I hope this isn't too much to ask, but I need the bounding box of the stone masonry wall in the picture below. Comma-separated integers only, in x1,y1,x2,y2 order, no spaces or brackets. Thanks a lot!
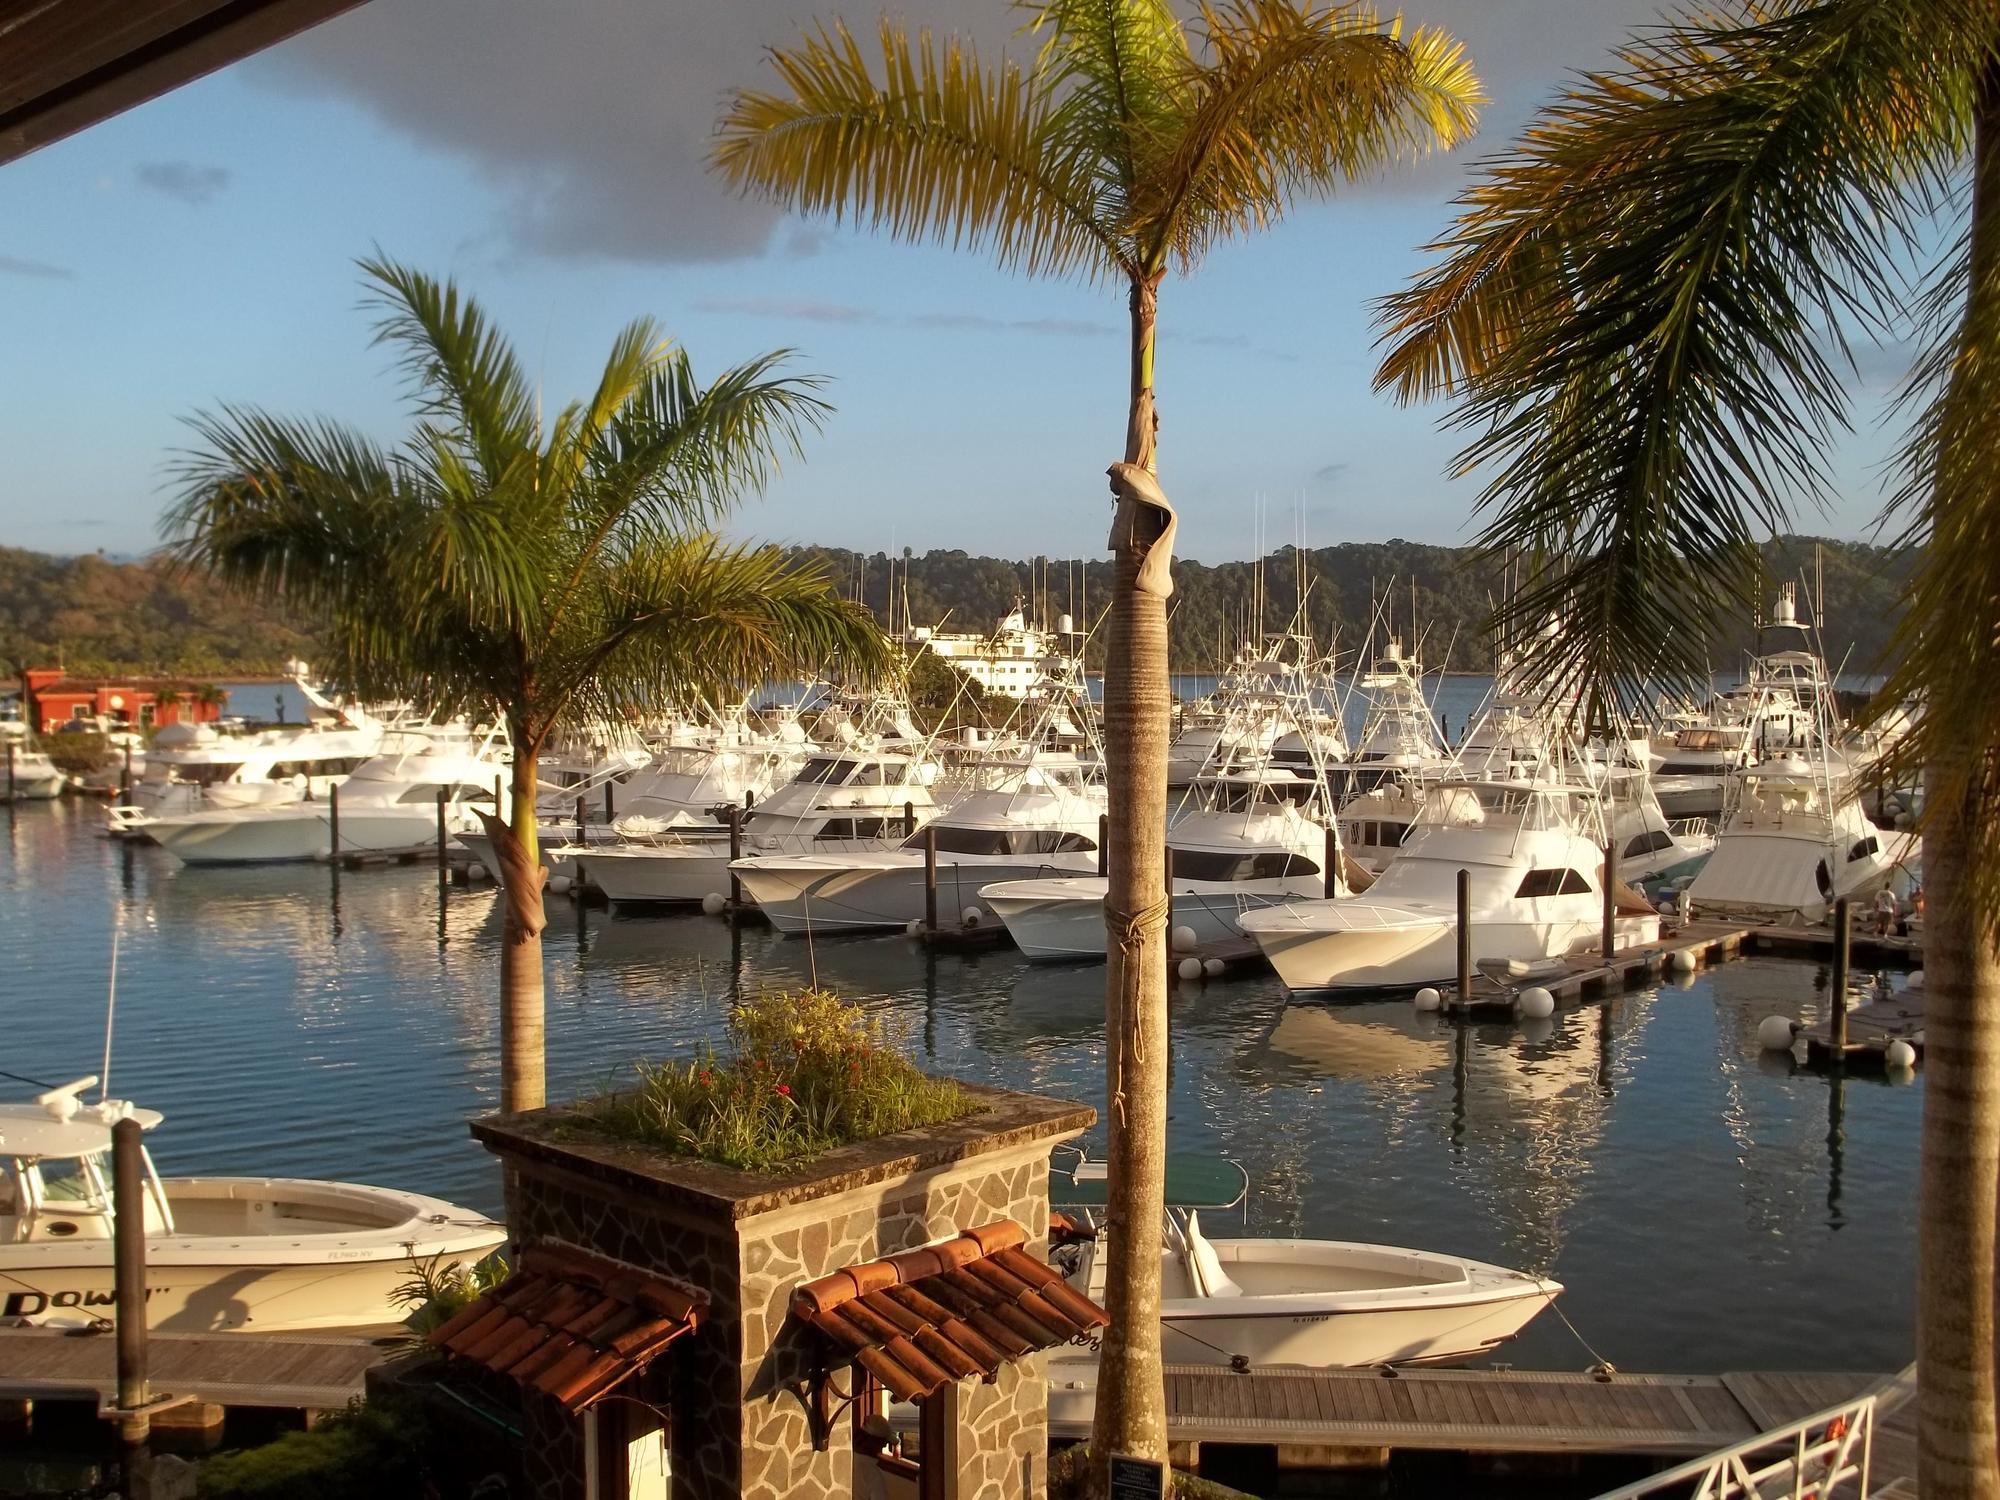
499,1121,1080,1500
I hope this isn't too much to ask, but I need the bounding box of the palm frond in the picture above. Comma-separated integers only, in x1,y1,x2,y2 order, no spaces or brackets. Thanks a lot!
540,317,675,511
358,255,539,488
1026,0,1190,197
1143,1,1481,273
712,17,1127,279
1371,0,1978,714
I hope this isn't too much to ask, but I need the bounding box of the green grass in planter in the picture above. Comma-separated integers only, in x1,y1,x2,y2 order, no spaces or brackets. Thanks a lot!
575,990,976,1171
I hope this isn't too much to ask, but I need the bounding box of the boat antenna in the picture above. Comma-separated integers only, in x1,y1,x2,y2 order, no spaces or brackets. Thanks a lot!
100,910,122,1102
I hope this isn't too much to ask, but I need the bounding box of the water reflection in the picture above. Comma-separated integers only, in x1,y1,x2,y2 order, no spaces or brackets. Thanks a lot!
0,807,1920,1375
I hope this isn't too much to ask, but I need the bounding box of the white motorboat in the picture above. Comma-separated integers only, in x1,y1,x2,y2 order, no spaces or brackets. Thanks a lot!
1685,755,1919,925
145,725,507,866
2,745,68,800
732,748,1105,933
1046,1153,1560,1372
0,1078,504,1333
1240,778,1659,993
579,742,943,908
985,764,1338,961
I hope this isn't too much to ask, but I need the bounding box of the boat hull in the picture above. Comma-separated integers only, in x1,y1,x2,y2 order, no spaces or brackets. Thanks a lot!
986,877,1295,962
150,807,452,865
1242,908,1606,993
735,853,1098,934
579,846,731,906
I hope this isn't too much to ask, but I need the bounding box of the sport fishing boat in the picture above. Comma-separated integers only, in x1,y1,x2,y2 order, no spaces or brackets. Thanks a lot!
1240,777,1659,993
0,1077,504,1333
983,763,1339,962
731,747,1104,933
1045,1152,1560,1372
143,724,507,865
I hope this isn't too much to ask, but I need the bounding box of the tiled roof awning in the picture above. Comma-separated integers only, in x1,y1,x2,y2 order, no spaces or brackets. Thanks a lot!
792,1220,1107,1404
429,1242,705,1413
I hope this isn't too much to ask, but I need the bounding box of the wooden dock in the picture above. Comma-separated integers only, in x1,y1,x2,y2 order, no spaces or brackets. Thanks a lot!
1799,987,1927,1068
0,1327,402,1412
1437,921,1756,1018
1045,1363,1901,1467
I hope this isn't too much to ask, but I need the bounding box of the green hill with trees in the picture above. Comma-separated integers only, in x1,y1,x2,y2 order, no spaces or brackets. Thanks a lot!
0,536,1914,681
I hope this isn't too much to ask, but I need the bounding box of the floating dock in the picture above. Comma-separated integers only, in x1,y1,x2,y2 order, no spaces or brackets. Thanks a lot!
1799,988,1927,1068
0,1327,402,1413
1046,1362,1915,1485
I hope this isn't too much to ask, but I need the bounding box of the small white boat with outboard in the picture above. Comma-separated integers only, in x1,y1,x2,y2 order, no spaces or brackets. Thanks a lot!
1045,1152,1560,1373
0,1077,505,1332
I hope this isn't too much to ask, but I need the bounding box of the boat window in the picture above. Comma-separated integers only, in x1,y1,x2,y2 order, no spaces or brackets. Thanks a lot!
1623,829,1676,859
1516,868,1592,898
851,763,885,786
1847,836,1880,863
1171,849,1320,881
817,817,888,839
906,827,1096,856
796,757,857,785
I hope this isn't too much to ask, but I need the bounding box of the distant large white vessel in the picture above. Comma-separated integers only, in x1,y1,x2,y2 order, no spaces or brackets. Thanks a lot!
902,601,1074,700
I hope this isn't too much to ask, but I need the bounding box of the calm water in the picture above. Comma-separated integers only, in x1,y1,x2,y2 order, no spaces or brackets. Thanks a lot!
0,796,1918,1380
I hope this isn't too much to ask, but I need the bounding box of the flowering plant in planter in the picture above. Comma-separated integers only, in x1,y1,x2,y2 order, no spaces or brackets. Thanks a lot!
576,989,974,1171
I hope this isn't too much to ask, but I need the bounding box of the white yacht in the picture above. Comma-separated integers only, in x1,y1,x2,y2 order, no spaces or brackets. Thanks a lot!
731,744,1105,933
985,763,1338,962
1,732,68,800
121,688,384,817
1240,778,1659,993
1685,755,1919,924
0,1077,504,1333
579,742,944,909
1326,637,1452,805
901,601,1077,702
143,724,507,865
1046,1153,1560,1373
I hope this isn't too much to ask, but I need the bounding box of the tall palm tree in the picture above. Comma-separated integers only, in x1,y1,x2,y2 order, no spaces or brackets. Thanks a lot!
1374,5,2000,1491
167,257,885,1118
711,1,1479,1473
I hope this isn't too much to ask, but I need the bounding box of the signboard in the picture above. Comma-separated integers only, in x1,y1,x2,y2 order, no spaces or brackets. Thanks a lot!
1108,1452,1168,1500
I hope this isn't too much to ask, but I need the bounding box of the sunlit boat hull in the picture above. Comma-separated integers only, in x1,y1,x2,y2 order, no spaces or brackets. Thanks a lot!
984,875,1296,962
733,852,1098,934
149,807,452,864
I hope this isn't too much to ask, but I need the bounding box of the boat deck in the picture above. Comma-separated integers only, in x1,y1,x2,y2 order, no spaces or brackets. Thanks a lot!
0,1326,403,1411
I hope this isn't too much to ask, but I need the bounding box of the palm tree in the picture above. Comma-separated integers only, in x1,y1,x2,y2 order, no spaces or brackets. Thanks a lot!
192,684,228,720
151,686,182,727
167,257,886,1118
1374,4,2000,1490
712,1,1480,1472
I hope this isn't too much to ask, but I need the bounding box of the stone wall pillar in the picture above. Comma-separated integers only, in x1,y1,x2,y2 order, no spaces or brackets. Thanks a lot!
471,1085,1093,1500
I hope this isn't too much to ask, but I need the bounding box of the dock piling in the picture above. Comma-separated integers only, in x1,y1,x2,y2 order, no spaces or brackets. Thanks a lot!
121,742,133,801
575,795,586,845
327,785,340,858
1830,897,1851,1055
1602,839,1618,962
603,780,614,821
111,1118,149,1440
1324,824,1338,899
6,743,14,803
1456,869,1472,1007
436,790,448,887
728,805,743,908
924,826,939,932
1097,814,1107,877
905,799,915,839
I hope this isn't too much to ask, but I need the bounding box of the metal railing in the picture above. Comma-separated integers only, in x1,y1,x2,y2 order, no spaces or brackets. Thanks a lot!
1589,1392,1876,1500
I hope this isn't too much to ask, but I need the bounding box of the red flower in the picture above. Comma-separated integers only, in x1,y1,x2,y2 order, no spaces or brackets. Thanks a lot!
775,1083,792,1096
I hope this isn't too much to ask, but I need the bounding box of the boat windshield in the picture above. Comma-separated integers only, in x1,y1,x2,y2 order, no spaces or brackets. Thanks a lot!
900,826,1096,856
795,757,857,786
1674,728,1746,752
1170,849,1319,882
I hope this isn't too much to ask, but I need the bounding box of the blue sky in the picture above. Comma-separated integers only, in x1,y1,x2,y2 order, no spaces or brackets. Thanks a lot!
0,0,1916,564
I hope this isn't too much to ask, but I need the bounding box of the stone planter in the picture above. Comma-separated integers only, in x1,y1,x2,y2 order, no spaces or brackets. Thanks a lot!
468,1081,1095,1500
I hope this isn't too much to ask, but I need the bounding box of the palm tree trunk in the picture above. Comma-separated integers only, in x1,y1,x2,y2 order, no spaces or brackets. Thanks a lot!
1918,63,2000,1499
1091,271,1172,1484
497,729,547,1115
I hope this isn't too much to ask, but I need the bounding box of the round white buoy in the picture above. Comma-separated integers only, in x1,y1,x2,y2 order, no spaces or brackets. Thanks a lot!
311,848,331,864
961,906,983,928
1518,986,1556,1019
1670,948,1697,975
1203,957,1225,978
549,874,574,896
1657,900,1676,916
1886,1039,1917,1070
1906,969,1926,990
1178,956,1203,981
905,917,924,938
467,861,489,882
1757,1015,1798,1051
1413,987,1442,1012
701,892,727,916
1171,925,1199,954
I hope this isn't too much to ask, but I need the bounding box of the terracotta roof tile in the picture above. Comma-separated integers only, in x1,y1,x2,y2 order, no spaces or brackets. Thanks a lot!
790,1220,1106,1404
430,1242,705,1413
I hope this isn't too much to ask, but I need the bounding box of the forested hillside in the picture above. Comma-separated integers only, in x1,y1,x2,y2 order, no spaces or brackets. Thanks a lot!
0,547,316,676
801,535,1917,677
0,537,1913,679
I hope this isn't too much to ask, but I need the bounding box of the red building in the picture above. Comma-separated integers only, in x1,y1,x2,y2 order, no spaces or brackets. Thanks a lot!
20,669,227,733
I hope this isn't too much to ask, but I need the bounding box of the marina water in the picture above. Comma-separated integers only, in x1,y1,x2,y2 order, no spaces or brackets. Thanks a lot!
0,673,1917,1380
